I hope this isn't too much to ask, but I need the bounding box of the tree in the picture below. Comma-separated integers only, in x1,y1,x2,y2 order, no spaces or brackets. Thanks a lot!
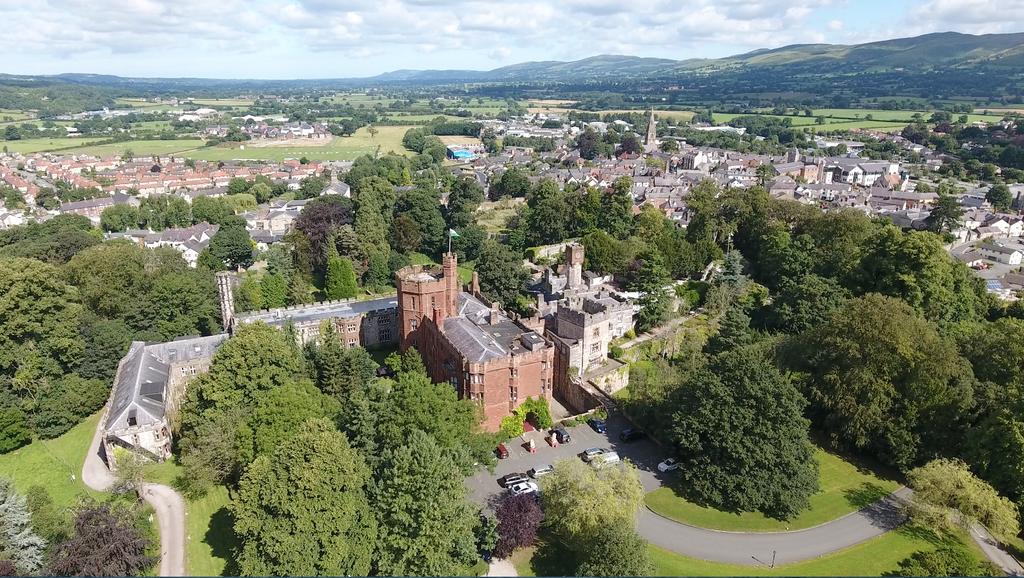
634,289,670,333
208,224,254,270
765,274,850,334
233,418,376,576
371,429,478,576
576,129,602,160
600,177,634,240
660,139,680,153
907,458,1019,540
0,407,30,454
138,195,191,231
893,545,999,577
704,303,757,356
755,163,776,186
575,527,654,577
541,459,644,544
794,294,975,469
489,167,530,200
494,494,544,558
390,214,422,254
325,246,359,300
0,478,46,574
111,449,146,499
49,504,154,576
305,326,377,398
191,196,235,225
293,196,354,273
474,240,528,309
671,345,819,519
99,204,140,232
986,183,1013,212
925,192,963,233
617,134,641,155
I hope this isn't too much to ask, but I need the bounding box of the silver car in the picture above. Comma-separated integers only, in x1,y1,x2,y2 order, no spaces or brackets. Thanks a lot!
528,464,554,478
581,447,608,462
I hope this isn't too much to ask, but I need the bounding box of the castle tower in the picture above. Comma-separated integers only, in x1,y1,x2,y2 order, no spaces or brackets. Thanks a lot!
565,243,584,290
442,252,458,318
215,271,235,331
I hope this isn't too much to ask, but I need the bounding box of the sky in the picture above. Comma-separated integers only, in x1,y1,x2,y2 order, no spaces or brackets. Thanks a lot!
1,0,1022,79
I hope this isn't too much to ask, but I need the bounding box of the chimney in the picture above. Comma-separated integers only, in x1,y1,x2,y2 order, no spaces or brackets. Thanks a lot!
433,305,445,327
215,271,235,331
490,301,500,325
471,271,480,295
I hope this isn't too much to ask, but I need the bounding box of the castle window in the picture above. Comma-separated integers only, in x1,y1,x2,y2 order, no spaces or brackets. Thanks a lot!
348,338,357,346
347,323,357,333
511,368,518,378
590,343,601,353
509,386,517,402
377,315,389,325
379,328,392,342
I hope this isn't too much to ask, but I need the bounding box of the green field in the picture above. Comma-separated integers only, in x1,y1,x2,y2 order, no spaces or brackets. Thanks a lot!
189,98,254,107
645,448,900,532
185,125,413,162
0,136,108,154
0,412,102,508
62,139,206,157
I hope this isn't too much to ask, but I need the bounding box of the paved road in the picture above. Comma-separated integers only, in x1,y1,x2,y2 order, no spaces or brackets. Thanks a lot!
486,558,518,577
469,412,913,568
971,523,1024,576
82,409,187,577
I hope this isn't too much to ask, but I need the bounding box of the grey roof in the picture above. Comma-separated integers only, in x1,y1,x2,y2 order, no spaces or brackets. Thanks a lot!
443,292,546,363
105,334,229,433
235,296,398,327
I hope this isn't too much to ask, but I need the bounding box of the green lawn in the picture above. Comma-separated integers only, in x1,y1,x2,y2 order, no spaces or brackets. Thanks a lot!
648,526,974,576
0,136,108,154
144,457,237,576
645,448,900,532
185,125,413,162
0,412,102,508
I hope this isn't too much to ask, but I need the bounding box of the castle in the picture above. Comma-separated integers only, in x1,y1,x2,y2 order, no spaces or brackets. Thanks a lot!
102,245,630,461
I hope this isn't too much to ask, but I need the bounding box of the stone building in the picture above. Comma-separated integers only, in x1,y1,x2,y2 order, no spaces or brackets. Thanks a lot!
397,253,555,431
102,334,228,461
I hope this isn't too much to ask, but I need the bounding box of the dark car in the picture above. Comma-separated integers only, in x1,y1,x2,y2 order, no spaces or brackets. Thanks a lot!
552,427,571,444
499,473,530,488
619,427,646,442
496,443,509,459
587,418,607,433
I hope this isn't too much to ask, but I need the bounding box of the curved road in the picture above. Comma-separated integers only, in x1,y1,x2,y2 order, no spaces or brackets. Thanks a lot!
82,411,186,577
637,487,911,567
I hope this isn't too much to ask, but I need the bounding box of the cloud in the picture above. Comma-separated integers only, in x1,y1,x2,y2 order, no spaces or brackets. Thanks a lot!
0,0,1009,78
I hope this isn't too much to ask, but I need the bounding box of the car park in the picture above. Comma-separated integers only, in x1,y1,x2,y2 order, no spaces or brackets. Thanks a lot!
528,464,554,478
581,447,608,462
657,458,679,472
587,418,606,433
619,427,646,442
499,473,529,488
509,481,539,497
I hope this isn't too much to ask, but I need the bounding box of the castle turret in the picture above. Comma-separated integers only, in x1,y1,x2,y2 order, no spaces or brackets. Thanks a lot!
565,243,584,290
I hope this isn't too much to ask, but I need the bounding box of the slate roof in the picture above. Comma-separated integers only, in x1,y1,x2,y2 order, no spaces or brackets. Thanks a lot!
105,334,229,433
443,292,545,363
235,296,398,327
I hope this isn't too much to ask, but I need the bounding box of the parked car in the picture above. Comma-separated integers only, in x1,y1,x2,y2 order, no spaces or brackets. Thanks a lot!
509,481,539,497
581,447,608,462
496,443,509,459
499,473,529,488
552,427,571,444
591,451,621,469
619,427,646,442
657,458,679,472
587,418,607,433
528,464,554,478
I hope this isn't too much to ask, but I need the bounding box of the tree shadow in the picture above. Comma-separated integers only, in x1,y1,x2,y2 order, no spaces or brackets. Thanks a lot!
205,506,241,576
527,531,578,577
844,482,890,509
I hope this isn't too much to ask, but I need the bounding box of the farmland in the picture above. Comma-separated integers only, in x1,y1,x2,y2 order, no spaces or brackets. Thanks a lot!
185,125,413,162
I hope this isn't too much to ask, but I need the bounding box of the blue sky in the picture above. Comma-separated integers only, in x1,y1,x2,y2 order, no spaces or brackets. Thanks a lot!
0,0,1020,79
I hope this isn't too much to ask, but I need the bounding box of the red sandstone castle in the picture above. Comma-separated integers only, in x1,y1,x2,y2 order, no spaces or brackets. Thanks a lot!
396,253,554,431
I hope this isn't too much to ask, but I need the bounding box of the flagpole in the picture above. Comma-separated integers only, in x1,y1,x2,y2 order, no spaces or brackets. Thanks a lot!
448,229,452,254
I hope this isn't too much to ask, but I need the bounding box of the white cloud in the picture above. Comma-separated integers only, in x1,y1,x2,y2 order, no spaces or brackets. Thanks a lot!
0,0,1011,78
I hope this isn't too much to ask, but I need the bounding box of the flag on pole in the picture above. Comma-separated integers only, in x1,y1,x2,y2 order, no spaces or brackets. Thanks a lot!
448,228,460,253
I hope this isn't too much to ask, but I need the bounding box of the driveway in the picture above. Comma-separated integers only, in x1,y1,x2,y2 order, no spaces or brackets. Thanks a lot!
468,411,911,567
82,408,186,577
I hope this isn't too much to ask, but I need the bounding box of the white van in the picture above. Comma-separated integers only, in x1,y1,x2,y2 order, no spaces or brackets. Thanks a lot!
591,451,621,469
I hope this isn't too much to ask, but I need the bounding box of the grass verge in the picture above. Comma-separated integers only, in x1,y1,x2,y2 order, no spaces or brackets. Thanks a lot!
645,448,900,532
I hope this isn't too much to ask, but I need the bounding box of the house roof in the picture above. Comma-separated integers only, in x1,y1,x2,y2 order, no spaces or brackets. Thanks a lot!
235,295,398,327
105,334,229,434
